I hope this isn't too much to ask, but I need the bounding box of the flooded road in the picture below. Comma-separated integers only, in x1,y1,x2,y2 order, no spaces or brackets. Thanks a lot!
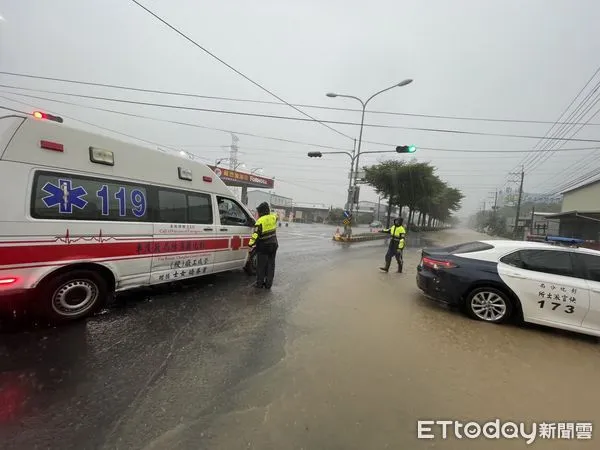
1,226,599,449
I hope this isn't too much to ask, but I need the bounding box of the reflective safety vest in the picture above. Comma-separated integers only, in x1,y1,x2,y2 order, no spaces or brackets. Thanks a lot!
384,225,406,249
249,213,278,247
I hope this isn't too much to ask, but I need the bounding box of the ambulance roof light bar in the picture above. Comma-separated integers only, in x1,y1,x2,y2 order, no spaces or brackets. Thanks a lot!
32,111,64,123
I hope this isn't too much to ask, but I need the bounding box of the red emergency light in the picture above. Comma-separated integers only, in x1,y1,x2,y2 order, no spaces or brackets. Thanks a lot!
32,111,64,123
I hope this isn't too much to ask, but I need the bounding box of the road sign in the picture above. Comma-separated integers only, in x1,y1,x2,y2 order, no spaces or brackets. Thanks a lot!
343,218,350,225
343,210,351,218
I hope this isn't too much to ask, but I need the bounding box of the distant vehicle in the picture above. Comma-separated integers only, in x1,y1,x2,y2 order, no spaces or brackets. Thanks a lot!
0,113,256,322
416,240,600,338
369,220,383,229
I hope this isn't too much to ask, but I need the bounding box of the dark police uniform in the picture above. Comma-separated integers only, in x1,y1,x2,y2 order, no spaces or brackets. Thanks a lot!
249,202,279,289
379,219,406,273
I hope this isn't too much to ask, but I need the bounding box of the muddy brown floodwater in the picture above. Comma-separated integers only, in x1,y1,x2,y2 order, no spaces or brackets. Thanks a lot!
3,228,599,450
174,228,600,450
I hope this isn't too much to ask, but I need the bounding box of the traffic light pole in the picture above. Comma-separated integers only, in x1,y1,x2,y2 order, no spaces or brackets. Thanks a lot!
308,148,407,236
345,140,357,236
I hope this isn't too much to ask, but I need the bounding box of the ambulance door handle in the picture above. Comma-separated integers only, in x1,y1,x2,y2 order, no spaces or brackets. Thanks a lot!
220,228,228,232
203,228,213,231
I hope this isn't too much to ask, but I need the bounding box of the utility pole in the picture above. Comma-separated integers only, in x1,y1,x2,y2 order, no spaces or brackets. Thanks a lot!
493,190,499,217
513,168,525,239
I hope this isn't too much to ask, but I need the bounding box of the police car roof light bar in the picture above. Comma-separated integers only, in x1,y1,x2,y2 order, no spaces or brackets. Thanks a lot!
545,235,585,247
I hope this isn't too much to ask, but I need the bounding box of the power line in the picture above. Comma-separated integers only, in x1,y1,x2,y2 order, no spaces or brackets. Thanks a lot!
515,66,600,172
6,87,600,144
525,84,600,173
0,95,189,154
12,89,600,158
546,168,600,195
528,99,600,185
4,70,600,127
522,81,600,194
0,91,351,152
0,104,29,115
499,66,600,195
127,0,353,142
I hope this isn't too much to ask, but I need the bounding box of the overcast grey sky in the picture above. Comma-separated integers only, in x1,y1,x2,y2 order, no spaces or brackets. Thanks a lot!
1,0,599,214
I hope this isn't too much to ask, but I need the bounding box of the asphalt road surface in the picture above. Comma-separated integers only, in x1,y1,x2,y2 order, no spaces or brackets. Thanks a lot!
1,225,599,449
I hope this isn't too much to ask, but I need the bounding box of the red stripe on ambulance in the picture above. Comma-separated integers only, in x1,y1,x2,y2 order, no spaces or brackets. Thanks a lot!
0,237,249,267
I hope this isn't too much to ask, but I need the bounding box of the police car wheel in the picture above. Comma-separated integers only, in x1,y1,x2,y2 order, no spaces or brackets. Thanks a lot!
43,270,108,322
465,287,513,324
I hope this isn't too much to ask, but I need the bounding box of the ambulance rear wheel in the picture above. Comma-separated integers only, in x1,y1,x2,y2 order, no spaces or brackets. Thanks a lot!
42,270,108,322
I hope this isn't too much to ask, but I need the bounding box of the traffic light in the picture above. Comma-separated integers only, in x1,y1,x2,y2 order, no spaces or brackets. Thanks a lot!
396,145,416,154
307,151,323,158
32,111,64,123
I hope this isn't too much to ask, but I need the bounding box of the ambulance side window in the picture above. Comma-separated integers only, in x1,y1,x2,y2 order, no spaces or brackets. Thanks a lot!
158,189,187,223
187,193,213,225
216,197,252,226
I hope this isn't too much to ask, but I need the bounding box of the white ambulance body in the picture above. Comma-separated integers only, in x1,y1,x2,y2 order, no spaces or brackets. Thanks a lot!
0,114,255,321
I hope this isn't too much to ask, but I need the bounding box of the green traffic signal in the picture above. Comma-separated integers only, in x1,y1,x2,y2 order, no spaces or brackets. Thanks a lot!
396,145,417,154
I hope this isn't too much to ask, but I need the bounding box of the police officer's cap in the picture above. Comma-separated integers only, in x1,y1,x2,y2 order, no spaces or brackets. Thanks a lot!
257,202,270,215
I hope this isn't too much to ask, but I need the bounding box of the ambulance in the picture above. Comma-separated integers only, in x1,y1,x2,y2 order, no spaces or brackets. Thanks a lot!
0,112,255,322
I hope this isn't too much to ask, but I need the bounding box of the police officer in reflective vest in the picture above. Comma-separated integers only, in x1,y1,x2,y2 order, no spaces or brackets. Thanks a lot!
249,202,279,289
379,217,406,273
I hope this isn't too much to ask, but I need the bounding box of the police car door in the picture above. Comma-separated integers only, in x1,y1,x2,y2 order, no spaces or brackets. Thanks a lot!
572,252,600,333
498,249,590,328
214,196,254,272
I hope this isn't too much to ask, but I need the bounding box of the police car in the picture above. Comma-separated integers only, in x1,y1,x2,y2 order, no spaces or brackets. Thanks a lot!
416,239,600,337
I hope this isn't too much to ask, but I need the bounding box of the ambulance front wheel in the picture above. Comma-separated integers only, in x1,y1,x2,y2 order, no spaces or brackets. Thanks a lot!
42,270,110,322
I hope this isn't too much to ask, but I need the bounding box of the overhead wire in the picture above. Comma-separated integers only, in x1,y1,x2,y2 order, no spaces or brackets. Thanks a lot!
511,66,600,173
0,104,29,115
5,87,600,143
527,85,600,194
497,65,600,196
0,95,190,155
127,0,353,142
524,84,600,173
546,168,600,195
0,91,351,151
3,70,600,127
9,89,599,157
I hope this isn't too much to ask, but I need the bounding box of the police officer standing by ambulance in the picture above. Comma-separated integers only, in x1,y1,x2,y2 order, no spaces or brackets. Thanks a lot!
379,217,406,273
248,202,279,289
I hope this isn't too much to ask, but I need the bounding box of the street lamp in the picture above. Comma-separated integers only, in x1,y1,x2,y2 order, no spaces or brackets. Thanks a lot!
325,79,413,229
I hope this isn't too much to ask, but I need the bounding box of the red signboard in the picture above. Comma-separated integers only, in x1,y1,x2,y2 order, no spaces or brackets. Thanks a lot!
208,166,275,189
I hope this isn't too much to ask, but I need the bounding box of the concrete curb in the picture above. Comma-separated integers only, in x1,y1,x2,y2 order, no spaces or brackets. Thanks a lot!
332,233,388,243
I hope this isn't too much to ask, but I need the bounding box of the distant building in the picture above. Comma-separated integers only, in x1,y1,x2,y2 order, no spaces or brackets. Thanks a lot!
247,190,293,211
560,179,600,212
356,200,400,220
283,202,331,223
544,178,600,247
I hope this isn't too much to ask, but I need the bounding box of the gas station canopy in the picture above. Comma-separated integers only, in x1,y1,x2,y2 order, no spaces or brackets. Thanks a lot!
208,165,275,189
